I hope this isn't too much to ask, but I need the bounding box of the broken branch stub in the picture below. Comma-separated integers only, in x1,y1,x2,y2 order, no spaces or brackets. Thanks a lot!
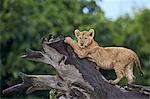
2,35,150,99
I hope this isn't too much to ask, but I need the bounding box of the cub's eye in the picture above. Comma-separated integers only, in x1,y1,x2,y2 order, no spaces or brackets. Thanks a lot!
85,38,87,39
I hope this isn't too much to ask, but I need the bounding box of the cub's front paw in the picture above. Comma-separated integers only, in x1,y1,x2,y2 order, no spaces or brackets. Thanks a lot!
64,37,73,43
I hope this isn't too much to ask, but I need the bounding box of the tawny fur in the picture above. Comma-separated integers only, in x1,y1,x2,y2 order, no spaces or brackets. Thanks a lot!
64,29,143,85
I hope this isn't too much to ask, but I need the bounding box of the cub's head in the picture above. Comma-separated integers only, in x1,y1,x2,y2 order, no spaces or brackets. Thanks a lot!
75,29,95,48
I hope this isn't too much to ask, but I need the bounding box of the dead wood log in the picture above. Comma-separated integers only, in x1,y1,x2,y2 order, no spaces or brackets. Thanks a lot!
2,35,150,99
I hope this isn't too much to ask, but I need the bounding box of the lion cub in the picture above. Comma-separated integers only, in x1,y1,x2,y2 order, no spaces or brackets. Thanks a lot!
64,29,143,85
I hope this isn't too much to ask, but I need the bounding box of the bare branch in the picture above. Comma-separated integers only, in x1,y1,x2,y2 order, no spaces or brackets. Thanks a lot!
21,49,52,65
3,72,67,95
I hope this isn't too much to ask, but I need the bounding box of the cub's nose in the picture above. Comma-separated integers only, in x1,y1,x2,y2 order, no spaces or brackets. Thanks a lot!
81,43,84,46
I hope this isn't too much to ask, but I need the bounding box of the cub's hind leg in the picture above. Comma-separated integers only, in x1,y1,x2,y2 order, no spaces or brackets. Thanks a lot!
125,62,135,84
109,64,125,85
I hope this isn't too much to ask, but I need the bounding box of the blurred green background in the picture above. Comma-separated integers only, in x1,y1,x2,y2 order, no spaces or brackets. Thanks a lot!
0,0,150,98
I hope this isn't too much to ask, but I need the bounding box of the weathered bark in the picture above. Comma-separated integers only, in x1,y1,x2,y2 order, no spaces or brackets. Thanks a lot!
2,35,150,99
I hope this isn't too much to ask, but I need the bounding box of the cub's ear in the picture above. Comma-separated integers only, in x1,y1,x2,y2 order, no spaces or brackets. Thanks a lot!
89,29,94,37
74,29,80,38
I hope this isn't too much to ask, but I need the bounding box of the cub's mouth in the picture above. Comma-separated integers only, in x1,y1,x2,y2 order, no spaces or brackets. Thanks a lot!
78,43,89,48
78,43,85,48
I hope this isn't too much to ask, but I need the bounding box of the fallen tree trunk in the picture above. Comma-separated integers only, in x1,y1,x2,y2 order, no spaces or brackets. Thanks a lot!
2,35,150,99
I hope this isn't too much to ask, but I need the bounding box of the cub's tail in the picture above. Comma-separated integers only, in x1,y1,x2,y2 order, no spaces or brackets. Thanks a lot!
134,53,144,77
